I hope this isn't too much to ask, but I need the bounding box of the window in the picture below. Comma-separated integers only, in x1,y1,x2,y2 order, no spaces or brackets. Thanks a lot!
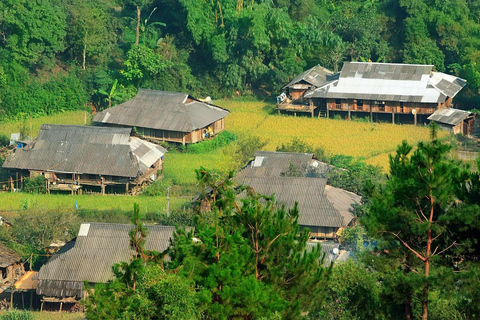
357,100,364,110
335,99,342,109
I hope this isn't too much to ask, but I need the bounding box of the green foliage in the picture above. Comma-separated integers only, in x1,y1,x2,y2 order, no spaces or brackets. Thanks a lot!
276,137,327,162
186,131,237,154
0,63,89,120
122,44,166,87
0,134,9,147
327,155,384,195
362,131,461,318
0,310,34,320
166,169,330,319
23,175,47,194
310,261,383,320
0,0,67,66
222,134,268,173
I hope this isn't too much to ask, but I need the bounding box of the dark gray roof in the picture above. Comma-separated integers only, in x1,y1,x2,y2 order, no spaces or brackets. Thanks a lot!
306,241,340,265
238,151,314,178
0,243,21,268
93,90,230,132
237,176,351,228
2,125,166,177
427,108,474,126
305,62,466,103
324,185,360,226
283,65,334,89
37,223,178,298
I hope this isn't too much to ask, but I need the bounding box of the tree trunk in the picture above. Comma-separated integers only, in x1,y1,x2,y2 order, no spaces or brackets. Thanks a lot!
135,5,140,45
83,30,87,70
422,192,434,320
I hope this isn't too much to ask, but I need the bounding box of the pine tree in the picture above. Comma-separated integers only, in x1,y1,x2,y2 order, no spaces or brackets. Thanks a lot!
362,127,459,320
167,169,330,319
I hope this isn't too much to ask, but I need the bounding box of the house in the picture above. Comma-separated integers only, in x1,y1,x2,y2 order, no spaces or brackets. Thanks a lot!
238,151,332,178
2,125,167,194
277,65,337,117
36,223,179,309
0,243,23,293
304,62,466,124
237,176,359,239
93,89,230,145
428,108,475,135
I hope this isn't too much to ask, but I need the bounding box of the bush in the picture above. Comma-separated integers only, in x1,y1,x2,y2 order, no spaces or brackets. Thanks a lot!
186,131,237,154
276,137,327,162
0,134,9,147
23,175,47,194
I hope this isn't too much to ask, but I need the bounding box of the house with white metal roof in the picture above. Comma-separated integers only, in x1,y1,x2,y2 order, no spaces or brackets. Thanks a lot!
304,62,466,124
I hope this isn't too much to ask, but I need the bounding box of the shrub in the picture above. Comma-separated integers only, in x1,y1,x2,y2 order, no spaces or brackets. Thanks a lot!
0,134,8,147
23,175,47,194
186,131,237,154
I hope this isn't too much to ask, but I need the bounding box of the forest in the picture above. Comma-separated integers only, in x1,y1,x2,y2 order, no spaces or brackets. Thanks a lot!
1,0,480,122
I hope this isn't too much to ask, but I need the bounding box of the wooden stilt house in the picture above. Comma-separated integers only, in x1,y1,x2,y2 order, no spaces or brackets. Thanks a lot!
93,89,230,145
2,125,167,194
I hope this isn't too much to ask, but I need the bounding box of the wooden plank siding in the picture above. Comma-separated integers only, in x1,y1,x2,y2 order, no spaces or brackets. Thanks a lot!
325,98,445,115
301,226,339,239
134,118,226,144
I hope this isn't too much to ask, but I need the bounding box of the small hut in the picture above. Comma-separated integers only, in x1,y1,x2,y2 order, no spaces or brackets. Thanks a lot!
428,108,475,135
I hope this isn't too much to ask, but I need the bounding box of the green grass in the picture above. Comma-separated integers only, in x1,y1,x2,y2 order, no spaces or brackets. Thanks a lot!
0,193,187,216
0,111,90,138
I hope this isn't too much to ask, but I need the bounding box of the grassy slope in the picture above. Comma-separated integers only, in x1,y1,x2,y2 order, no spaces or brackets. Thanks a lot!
0,111,90,137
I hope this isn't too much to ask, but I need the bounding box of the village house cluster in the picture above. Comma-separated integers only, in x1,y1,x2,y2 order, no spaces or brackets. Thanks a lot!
0,61,471,311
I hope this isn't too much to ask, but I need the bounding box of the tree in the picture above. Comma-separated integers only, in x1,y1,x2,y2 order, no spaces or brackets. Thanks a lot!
0,0,67,66
363,127,459,320
166,168,330,319
64,0,116,70
83,204,199,319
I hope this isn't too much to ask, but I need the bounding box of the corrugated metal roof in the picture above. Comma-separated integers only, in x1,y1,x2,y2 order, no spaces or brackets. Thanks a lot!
283,65,334,89
324,185,358,226
2,125,167,178
129,137,167,173
427,108,474,126
37,223,179,298
306,241,340,265
0,242,21,268
2,125,140,177
237,176,347,228
238,151,314,178
93,90,230,132
305,62,466,103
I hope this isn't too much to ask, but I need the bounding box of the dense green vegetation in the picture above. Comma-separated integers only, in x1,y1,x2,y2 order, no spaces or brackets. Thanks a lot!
0,0,479,122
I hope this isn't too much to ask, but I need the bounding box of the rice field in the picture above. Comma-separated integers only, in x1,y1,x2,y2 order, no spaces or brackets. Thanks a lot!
0,192,187,215
216,99,448,168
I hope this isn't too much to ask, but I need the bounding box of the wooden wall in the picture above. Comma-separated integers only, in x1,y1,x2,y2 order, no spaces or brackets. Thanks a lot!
325,98,439,115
